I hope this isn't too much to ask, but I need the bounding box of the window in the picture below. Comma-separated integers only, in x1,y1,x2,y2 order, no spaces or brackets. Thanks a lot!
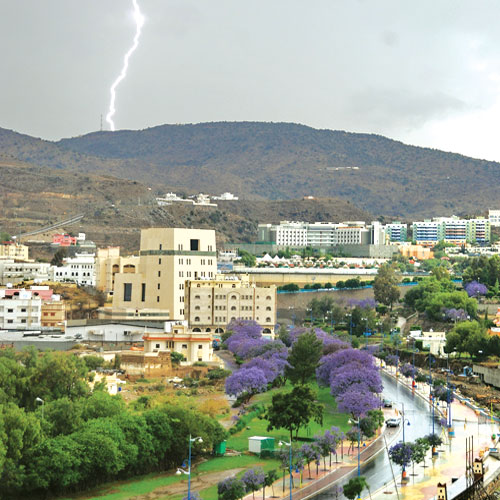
266,306,271,311
231,306,236,311
182,344,188,349
158,258,162,265
194,316,200,322
158,270,161,277
194,295,200,299
190,239,199,251
21,308,26,313
156,344,160,349
159,244,162,250
266,317,272,322
195,305,200,310
266,296,272,300
7,319,13,324
198,344,203,349
141,283,146,302
123,283,132,302
157,296,160,302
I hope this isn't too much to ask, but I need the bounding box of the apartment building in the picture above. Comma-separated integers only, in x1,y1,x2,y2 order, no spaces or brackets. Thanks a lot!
185,275,276,335
143,322,214,364
257,221,383,248
101,228,217,321
0,242,29,261
41,301,66,330
52,253,96,287
95,247,140,294
413,217,490,246
384,223,408,243
489,210,500,227
0,260,51,285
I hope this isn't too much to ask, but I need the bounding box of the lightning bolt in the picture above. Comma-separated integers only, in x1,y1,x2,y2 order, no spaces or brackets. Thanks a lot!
106,0,145,131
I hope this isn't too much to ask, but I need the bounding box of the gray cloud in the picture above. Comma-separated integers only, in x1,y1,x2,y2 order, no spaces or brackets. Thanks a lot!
1,0,500,160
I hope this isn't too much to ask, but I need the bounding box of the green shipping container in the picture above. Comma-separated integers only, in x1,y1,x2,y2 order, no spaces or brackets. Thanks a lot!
214,441,227,456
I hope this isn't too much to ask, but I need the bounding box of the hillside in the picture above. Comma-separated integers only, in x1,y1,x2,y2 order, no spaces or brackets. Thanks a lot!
0,157,369,251
2,122,500,217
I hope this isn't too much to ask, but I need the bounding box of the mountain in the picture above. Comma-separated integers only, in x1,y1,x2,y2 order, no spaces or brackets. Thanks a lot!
2,122,500,217
0,156,370,251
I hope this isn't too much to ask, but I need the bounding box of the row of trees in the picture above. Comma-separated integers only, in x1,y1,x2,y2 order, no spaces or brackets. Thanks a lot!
0,348,227,498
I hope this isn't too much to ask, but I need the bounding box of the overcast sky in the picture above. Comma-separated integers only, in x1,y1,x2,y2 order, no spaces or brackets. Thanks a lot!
2,1,500,161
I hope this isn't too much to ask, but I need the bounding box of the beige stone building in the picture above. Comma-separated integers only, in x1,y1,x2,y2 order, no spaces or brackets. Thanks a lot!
99,228,217,321
41,301,66,330
185,275,276,336
95,247,140,294
143,322,214,364
0,242,29,261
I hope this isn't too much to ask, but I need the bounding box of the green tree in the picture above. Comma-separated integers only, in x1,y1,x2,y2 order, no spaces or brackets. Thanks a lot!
285,331,323,385
51,248,67,267
265,385,323,442
80,391,125,421
343,476,369,500
263,469,278,500
445,320,487,357
218,477,246,500
237,249,256,268
373,264,400,309
170,351,186,365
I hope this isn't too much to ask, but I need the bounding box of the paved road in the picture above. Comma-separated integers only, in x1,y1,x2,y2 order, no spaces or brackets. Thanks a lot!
317,371,438,499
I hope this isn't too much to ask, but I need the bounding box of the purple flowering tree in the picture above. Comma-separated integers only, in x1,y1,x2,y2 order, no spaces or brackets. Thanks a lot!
225,319,269,359
385,354,399,367
225,367,268,402
337,385,381,418
399,363,417,379
217,476,246,500
299,443,321,478
242,357,279,384
314,427,343,469
444,308,468,322
242,467,265,500
348,298,377,309
465,281,488,298
316,349,374,387
330,363,382,397
389,442,413,482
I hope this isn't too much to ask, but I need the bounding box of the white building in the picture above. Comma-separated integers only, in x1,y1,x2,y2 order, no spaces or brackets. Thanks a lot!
489,210,500,227
213,192,239,201
0,289,42,329
52,253,96,287
0,260,51,285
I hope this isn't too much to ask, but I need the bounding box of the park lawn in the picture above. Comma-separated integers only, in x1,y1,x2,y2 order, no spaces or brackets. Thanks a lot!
226,382,350,451
169,455,281,500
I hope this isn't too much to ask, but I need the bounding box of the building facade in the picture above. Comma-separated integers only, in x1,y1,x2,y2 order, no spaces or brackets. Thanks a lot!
384,223,408,243
143,322,214,363
95,247,140,294
185,275,276,335
0,260,51,285
413,217,491,246
0,242,29,261
102,228,217,321
489,210,500,227
52,253,96,287
257,221,383,248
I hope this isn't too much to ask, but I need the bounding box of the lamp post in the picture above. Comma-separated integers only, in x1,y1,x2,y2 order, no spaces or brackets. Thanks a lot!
428,355,438,455
348,418,361,477
279,440,293,500
176,434,203,500
35,397,44,420
446,353,454,436
306,308,313,326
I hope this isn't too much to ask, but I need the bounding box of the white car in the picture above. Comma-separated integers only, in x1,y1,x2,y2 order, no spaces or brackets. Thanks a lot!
386,418,401,427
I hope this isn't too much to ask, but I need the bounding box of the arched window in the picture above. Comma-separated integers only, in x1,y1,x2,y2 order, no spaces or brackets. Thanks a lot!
231,306,237,311
193,328,201,332
205,328,211,332
231,317,236,321
266,306,271,311
194,316,200,322
195,305,200,310
263,328,271,334
266,296,272,300
194,295,201,299
266,317,272,323
215,328,224,333
230,295,237,300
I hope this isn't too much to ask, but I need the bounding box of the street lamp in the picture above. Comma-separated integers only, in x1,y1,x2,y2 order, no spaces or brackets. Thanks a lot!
348,418,362,477
446,353,454,437
279,440,293,500
35,397,44,419
306,307,313,325
412,346,419,389
176,434,203,500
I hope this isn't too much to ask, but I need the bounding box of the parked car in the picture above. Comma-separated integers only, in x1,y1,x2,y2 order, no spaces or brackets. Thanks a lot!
386,418,401,427
383,399,393,408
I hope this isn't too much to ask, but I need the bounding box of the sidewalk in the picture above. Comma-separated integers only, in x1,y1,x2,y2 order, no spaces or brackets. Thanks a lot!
242,413,401,500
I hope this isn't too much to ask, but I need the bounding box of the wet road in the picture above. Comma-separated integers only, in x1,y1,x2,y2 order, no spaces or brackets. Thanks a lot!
318,371,440,498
